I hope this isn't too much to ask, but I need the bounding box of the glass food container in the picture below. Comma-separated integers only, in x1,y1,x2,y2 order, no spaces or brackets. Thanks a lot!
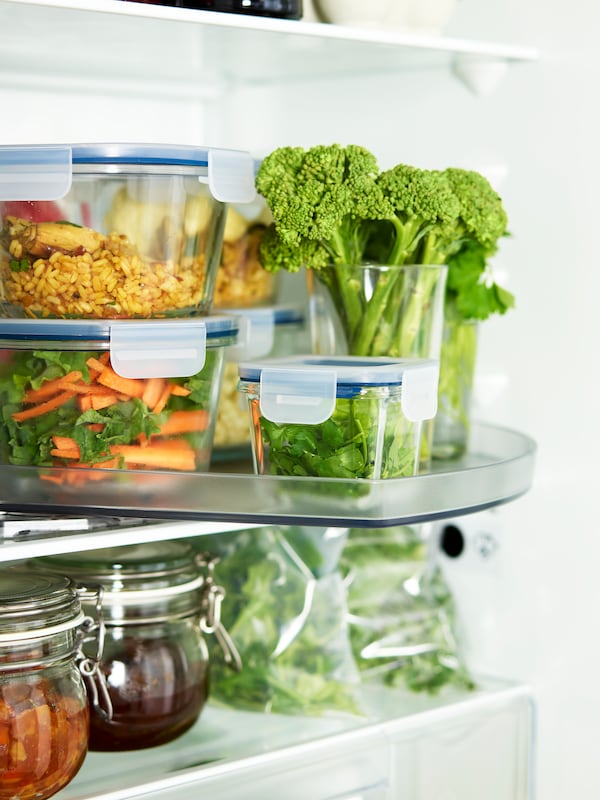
0,143,256,319
0,568,89,800
36,541,237,752
212,304,308,461
213,199,276,310
238,355,440,480
0,315,238,476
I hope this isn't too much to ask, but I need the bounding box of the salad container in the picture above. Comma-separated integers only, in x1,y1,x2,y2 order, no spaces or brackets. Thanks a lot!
213,304,309,460
0,315,238,476
238,355,439,481
0,143,256,319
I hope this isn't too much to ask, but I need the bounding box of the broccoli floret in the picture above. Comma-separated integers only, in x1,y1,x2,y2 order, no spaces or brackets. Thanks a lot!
255,143,385,268
258,224,331,274
374,165,461,265
442,169,512,321
444,167,508,253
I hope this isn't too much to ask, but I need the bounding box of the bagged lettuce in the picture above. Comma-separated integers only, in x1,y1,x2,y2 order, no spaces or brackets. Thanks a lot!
199,526,363,717
340,525,475,694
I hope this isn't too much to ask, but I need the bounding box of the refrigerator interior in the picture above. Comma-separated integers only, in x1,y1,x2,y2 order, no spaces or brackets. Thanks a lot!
1,0,597,797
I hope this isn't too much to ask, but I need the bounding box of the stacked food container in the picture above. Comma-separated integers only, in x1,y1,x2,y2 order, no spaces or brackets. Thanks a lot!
0,143,259,475
0,142,258,796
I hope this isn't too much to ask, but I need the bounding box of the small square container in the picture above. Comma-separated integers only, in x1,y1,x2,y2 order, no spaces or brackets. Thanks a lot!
0,143,256,319
213,305,309,459
0,315,238,475
213,197,277,310
238,355,439,480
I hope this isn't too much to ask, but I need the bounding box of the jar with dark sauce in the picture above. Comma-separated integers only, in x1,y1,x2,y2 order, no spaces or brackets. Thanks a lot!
37,541,236,752
0,568,89,800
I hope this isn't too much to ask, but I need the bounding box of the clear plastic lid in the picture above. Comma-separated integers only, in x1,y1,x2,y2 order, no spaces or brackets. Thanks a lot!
0,316,239,379
0,143,257,203
220,304,305,360
238,355,440,424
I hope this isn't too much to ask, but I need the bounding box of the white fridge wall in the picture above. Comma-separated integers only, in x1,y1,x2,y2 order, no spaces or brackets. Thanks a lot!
213,4,600,798
0,2,596,797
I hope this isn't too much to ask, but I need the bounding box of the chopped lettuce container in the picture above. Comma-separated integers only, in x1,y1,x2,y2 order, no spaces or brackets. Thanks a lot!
213,196,277,310
0,315,238,477
238,355,439,482
213,304,309,460
0,143,256,319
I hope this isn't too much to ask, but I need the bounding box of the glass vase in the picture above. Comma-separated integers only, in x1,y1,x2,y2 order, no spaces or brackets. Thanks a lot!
307,263,447,470
432,300,478,460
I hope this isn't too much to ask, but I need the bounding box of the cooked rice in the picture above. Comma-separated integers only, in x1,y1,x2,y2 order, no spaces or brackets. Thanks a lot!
0,232,208,319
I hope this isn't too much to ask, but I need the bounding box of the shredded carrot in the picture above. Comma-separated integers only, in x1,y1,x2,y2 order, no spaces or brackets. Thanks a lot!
170,384,192,397
12,391,77,422
90,394,118,410
86,356,107,374
97,365,145,399
60,383,117,396
71,457,121,470
142,377,166,410
23,371,83,403
110,443,196,471
50,448,81,460
86,423,105,433
78,395,92,412
52,435,79,451
152,383,173,415
157,410,209,436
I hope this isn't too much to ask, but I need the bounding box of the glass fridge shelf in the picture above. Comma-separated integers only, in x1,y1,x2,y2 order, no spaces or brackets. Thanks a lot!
55,677,533,800
0,422,536,530
0,0,538,95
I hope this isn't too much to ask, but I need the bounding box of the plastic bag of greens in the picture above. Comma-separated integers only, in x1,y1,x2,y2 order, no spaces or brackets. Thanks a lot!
340,525,475,694
198,525,364,717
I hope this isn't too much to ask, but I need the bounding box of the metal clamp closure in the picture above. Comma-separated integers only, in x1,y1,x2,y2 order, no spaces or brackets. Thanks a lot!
196,553,242,672
75,584,113,721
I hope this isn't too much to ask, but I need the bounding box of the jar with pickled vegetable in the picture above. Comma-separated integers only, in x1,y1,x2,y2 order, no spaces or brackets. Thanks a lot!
0,568,89,800
37,541,238,752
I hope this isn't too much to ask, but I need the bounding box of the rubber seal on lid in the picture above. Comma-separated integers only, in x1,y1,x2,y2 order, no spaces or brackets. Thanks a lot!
0,145,72,201
70,143,210,167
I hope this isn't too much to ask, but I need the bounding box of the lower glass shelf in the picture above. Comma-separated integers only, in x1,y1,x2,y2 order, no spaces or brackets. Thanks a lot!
0,422,535,529
55,677,533,800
